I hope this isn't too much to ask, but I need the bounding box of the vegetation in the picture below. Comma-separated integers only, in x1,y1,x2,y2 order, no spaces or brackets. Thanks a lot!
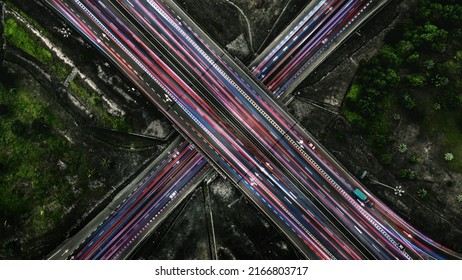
0,78,90,248
69,78,130,132
397,143,408,154
5,3,131,134
1,2,134,258
343,0,462,173
444,152,454,162
417,188,429,199
409,155,421,164
4,16,71,80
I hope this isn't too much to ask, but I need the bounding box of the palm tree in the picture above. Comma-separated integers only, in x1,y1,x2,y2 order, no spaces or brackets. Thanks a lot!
444,153,454,161
398,143,408,153
417,188,428,199
100,157,112,169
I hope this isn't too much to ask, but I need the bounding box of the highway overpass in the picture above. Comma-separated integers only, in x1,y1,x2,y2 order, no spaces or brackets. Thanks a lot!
45,0,462,260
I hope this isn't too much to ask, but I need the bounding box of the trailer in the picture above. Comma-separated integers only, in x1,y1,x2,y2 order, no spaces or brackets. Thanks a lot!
353,188,374,207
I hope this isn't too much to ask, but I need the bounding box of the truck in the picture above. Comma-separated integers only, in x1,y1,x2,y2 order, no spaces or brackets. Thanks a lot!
353,188,374,207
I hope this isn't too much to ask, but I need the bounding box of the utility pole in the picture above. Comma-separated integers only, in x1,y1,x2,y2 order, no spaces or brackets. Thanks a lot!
370,179,405,196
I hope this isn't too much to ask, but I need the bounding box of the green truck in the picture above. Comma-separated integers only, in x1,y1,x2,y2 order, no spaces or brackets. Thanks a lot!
353,188,374,207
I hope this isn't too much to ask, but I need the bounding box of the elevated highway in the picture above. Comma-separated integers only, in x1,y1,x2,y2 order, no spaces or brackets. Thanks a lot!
45,0,462,260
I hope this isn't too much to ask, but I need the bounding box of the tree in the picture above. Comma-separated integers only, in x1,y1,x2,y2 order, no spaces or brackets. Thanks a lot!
407,74,426,87
91,95,102,106
398,143,408,153
403,93,416,109
100,157,112,169
423,59,435,71
87,168,96,178
409,155,421,164
417,188,428,199
10,119,27,137
406,52,420,65
432,103,441,111
406,23,448,53
444,152,454,161
378,45,402,68
399,168,415,180
396,40,414,57
31,117,49,135
380,153,393,165
433,74,449,87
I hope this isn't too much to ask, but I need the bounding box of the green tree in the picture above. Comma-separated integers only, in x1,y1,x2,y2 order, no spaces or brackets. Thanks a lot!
403,93,416,109
398,143,408,153
432,103,441,111
423,59,435,71
0,162,6,174
87,168,96,178
378,45,402,68
396,40,414,56
380,153,393,165
409,155,421,164
407,74,425,87
417,188,428,199
100,157,112,169
406,23,448,53
444,152,454,161
406,52,420,65
399,168,415,180
433,74,449,87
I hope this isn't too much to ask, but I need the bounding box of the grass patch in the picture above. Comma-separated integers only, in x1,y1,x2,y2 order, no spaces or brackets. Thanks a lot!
3,13,71,80
346,83,361,101
0,80,85,241
419,105,462,172
70,78,130,132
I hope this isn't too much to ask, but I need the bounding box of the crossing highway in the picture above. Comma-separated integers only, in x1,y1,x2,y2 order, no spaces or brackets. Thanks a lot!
117,0,461,259
47,0,362,259
45,0,462,259
47,0,378,256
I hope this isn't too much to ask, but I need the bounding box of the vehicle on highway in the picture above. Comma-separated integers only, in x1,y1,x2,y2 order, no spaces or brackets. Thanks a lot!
353,188,373,208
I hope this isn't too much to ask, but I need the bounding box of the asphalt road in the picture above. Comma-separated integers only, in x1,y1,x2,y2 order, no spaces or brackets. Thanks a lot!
45,0,462,260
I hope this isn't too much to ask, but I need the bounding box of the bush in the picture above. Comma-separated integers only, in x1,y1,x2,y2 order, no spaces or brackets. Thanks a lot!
31,117,49,135
10,119,27,137
380,153,393,165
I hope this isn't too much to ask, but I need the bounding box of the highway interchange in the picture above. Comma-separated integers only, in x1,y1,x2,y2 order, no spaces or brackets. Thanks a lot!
45,0,462,259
